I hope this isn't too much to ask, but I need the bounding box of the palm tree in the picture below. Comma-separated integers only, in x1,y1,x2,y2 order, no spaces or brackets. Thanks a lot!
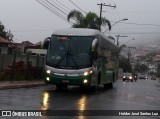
67,10,111,31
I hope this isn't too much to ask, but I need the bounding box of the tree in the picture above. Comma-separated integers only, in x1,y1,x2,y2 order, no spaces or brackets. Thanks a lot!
139,64,148,73
0,21,14,41
119,57,132,72
67,10,111,31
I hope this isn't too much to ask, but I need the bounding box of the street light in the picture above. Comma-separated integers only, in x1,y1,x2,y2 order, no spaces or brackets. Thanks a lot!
103,18,128,33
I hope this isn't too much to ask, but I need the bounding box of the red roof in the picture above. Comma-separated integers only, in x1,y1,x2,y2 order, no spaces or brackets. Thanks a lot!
0,37,12,44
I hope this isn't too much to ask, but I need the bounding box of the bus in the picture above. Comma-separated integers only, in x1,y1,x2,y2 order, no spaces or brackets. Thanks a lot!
43,28,119,90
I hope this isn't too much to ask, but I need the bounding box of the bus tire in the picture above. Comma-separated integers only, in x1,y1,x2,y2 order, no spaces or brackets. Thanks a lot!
108,83,113,89
103,84,108,89
108,79,114,89
98,73,101,84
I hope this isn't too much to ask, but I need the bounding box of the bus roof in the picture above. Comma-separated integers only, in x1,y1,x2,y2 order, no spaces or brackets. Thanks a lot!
52,28,118,49
53,28,100,36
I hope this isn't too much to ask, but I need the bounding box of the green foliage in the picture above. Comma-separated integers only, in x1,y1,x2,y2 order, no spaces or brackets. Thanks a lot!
0,21,13,41
119,57,132,72
67,10,111,30
139,64,148,73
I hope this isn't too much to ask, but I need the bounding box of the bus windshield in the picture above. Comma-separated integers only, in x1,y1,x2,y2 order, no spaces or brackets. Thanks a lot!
46,35,94,69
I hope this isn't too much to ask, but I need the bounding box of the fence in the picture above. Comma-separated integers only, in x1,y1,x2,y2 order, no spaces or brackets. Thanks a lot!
0,53,45,80
0,54,45,71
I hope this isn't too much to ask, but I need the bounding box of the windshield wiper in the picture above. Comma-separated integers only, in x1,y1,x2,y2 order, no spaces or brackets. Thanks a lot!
54,54,67,68
53,38,79,69
67,40,79,69
68,53,79,69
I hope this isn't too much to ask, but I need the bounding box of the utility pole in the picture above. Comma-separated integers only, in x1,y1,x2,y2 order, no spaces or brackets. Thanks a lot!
97,3,116,31
128,46,136,72
115,35,128,46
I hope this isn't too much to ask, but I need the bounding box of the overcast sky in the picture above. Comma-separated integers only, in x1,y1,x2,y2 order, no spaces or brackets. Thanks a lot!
0,0,160,47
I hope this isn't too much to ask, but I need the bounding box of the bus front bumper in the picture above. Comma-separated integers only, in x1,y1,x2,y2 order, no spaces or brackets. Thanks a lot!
45,73,92,86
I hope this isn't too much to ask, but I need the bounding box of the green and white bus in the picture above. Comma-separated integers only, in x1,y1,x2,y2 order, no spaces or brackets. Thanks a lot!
43,28,119,90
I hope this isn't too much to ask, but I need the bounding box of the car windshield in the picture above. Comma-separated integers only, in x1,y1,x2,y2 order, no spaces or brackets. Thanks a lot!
124,73,132,76
46,35,94,69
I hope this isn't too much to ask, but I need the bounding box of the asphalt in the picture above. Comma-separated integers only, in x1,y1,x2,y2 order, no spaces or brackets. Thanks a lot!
0,80,45,90
0,78,159,90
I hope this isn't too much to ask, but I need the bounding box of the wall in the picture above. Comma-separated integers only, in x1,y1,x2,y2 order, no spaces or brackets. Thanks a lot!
0,54,45,71
0,44,8,54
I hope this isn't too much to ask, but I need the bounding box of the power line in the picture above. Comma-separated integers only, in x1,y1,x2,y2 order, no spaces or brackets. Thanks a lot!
50,0,70,13
97,3,116,31
56,0,71,11
109,0,126,34
117,11,160,14
37,0,66,20
110,32,160,34
36,0,73,24
68,0,87,14
45,0,68,16
41,0,76,24
109,20,160,27
122,22,160,27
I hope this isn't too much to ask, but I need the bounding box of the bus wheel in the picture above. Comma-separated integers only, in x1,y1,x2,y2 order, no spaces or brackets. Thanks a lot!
108,83,113,89
104,84,108,89
104,82,113,89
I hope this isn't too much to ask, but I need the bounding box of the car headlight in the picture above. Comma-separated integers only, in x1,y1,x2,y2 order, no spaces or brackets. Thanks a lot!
129,76,132,79
46,70,51,74
123,76,126,78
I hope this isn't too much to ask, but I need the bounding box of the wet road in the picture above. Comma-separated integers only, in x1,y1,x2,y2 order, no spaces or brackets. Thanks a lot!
0,79,160,119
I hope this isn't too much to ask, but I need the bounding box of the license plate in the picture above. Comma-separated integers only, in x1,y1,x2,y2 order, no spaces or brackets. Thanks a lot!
62,80,69,83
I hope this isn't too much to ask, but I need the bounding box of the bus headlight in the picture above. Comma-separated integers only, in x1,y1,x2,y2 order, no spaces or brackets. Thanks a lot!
83,70,93,76
84,72,88,76
83,79,88,83
46,70,51,74
46,77,50,81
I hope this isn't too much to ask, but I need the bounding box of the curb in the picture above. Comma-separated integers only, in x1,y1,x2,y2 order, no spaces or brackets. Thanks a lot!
0,82,46,90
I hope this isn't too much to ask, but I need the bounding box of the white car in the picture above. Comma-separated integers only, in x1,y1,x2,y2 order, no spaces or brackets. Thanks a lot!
123,72,133,82
139,74,148,80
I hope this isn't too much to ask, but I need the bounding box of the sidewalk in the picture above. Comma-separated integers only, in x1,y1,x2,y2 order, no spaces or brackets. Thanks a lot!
0,80,45,90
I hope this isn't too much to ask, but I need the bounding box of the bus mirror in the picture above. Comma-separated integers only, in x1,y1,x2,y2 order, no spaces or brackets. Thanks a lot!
92,38,98,51
42,37,51,49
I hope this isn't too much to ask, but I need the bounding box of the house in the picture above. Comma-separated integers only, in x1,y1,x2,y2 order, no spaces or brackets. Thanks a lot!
147,62,158,73
20,41,33,53
25,42,47,56
0,37,13,54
